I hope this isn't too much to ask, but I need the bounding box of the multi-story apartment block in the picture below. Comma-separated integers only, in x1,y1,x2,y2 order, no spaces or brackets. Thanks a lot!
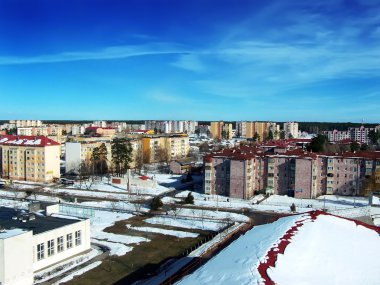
236,121,279,141
348,126,373,144
65,141,112,171
324,125,374,144
144,120,198,134
142,134,190,163
323,129,350,142
283,122,299,139
92,120,107,128
17,125,63,137
0,135,60,182
210,122,232,140
65,138,142,172
10,120,43,128
204,146,380,199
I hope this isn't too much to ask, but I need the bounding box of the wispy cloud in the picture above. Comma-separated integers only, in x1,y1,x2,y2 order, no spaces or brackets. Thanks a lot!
172,53,205,72
0,43,186,65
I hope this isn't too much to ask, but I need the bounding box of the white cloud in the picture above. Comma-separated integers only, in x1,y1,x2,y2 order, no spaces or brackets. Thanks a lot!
172,53,205,72
0,43,185,65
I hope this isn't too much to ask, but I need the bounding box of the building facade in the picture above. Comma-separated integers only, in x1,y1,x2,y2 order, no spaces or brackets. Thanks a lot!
204,146,380,199
283,122,299,139
0,206,90,285
0,136,60,182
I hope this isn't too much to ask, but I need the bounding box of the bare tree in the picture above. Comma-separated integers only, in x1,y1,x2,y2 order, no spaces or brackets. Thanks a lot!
134,147,144,175
78,159,95,190
170,203,182,219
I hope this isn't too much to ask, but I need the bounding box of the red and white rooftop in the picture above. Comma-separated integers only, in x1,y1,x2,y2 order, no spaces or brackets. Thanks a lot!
0,135,60,147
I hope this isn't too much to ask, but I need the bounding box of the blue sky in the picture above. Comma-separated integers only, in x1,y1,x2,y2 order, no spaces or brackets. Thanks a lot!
0,0,379,122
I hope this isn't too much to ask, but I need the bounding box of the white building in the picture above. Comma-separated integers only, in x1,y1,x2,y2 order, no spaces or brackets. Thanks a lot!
0,206,90,285
348,126,373,144
323,129,350,142
283,122,299,139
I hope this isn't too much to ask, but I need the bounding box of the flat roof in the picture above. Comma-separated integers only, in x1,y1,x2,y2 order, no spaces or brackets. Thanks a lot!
0,207,82,235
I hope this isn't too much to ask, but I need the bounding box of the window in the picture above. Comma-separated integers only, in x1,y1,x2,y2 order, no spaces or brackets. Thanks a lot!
47,239,55,256
75,230,82,246
37,243,45,260
57,236,64,253
67,233,73,249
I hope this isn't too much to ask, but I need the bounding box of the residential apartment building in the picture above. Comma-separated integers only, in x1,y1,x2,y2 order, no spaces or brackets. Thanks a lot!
10,120,43,128
283,122,299,139
210,121,233,140
323,129,350,142
65,141,112,172
142,134,190,163
0,135,60,182
348,126,373,144
144,120,198,134
0,206,90,285
17,125,63,137
236,121,280,141
204,146,380,199
65,139,141,171
323,125,374,144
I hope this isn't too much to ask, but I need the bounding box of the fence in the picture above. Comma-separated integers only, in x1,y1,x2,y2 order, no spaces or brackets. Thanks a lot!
330,206,371,219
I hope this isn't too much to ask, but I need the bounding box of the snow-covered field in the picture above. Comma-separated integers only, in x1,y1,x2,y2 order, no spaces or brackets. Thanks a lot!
90,210,148,256
52,261,102,285
127,226,199,238
145,216,226,231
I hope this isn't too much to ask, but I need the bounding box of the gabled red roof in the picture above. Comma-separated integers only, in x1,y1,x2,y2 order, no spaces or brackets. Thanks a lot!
0,135,60,147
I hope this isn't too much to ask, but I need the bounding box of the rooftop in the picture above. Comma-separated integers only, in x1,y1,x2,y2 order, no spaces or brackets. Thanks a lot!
0,135,60,147
0,207,82,235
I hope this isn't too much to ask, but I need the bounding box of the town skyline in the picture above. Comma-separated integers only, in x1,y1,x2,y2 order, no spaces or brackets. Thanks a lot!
1,0,379,122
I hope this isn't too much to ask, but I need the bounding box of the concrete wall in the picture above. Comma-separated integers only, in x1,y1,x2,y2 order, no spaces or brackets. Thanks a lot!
0,231,34,285
65,142,81,172
44,145,61,181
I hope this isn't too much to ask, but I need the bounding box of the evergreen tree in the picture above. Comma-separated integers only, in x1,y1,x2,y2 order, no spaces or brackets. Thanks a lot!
308,134,328,152
350,141,360,152
111,138,133,177
368,130,380,145
267,130,274,141
184,192,194,204
253,132,260,142
150,197,163,211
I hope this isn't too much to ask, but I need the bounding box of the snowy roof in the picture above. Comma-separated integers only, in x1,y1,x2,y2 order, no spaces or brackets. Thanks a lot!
0,135,60,147
0,228,28,239
177,211,380,285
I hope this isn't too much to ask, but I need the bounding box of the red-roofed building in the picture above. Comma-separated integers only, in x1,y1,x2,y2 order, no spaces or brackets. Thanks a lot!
204,145,380,199
0,135,61,182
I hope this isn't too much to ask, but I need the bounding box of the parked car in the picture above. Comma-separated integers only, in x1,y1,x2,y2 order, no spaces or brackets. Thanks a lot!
60,178,75,185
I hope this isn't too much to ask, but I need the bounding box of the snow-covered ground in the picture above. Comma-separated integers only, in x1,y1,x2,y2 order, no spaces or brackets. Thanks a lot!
177,212,380,285
145,216,227,231
35,247,101,283
127,226,199,238
90,210,148,256
52,261,102,285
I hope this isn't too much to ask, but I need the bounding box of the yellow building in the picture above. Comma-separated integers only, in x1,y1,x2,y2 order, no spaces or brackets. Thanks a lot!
0,135,60,182
141,134,189,163
210,121,224,140
222,124,233,140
